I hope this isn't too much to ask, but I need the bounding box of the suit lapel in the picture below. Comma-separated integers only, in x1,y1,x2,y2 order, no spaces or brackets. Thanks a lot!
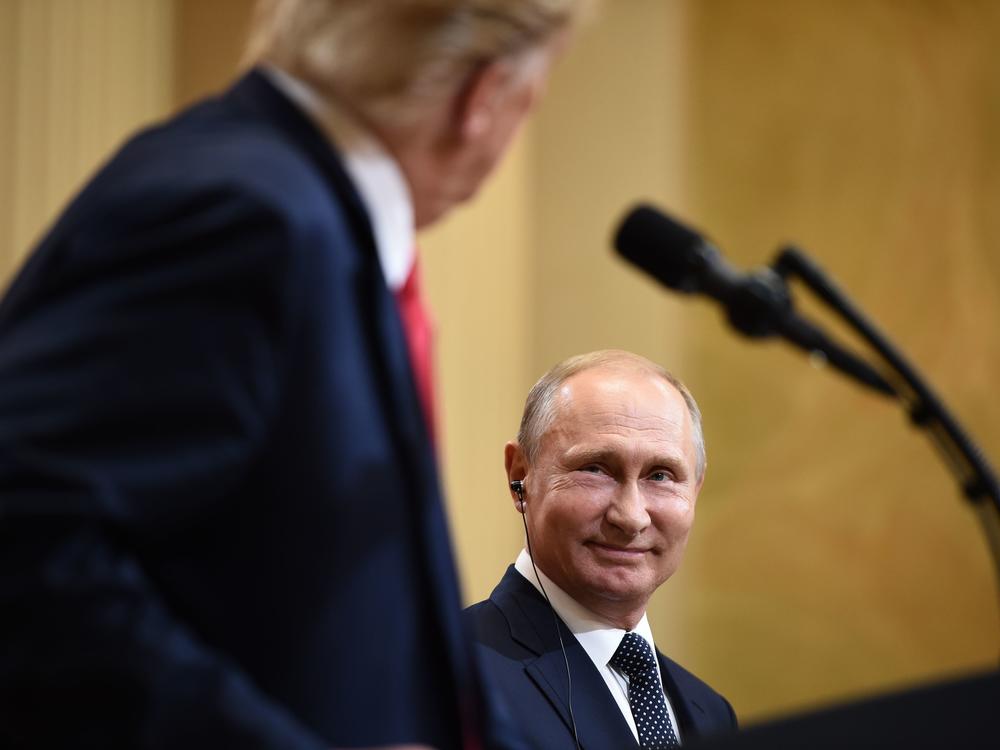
226,70,431,457
228,69,375,248
493,568,639,750
658,651,710,741
226,67,474,729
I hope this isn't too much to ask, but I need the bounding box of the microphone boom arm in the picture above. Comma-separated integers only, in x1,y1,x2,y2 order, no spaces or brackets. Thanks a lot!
612,203,1000,617
772,246,1000,609
718,264,897,396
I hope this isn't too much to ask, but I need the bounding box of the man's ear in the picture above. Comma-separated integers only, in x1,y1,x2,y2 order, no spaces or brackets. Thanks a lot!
457,59,505,141
456,58,530,141
693,465,707,499
504,441,528,511
452,32,565,144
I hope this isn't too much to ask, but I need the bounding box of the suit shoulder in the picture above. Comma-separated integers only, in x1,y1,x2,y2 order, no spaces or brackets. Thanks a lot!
24,98,363,297
110,111,339,230
464,598,506,639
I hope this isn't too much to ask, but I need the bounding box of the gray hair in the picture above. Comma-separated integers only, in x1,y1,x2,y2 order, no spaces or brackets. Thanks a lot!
244,0,592,129
517,350,706,481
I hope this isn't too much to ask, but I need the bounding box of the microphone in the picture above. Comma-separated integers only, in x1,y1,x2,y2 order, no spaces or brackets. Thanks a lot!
613,204,895,396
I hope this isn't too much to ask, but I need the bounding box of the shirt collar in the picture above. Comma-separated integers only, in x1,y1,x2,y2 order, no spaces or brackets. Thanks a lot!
513,548,658,669
261,65,415,291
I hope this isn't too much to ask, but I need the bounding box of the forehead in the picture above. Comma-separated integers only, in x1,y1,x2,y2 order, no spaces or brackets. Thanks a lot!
542,366,692,453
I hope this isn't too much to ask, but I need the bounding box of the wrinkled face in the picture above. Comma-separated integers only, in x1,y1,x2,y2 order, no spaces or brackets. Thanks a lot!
517,367,703,624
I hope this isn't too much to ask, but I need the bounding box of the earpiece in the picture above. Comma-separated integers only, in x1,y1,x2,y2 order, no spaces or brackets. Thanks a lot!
511,475,581,750
510,480,525,509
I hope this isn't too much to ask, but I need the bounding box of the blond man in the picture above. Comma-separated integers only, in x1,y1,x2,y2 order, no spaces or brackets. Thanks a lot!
0,2,588,748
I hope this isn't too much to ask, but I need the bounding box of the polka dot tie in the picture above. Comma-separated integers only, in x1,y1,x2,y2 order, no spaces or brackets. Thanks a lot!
609,632,680,749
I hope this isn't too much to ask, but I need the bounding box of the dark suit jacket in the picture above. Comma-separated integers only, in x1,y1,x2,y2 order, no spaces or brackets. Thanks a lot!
0,70,479,749
466,567,737,750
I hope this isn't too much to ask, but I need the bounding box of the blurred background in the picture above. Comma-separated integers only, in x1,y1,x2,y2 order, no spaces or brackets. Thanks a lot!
2,0,998,725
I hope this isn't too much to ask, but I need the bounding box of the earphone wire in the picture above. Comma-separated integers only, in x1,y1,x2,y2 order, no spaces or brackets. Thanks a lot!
518,491,582,750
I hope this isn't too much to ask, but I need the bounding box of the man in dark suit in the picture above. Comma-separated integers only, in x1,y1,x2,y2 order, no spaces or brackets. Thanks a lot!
466,350,737,749
0,1,586,747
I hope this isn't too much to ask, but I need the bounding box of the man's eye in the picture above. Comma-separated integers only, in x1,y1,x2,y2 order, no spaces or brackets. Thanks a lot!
581,465,603,474
649,471,670,482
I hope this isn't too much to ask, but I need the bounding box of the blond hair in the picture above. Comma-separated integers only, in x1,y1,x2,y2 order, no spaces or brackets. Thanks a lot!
244,0,590,128
517,350,707,481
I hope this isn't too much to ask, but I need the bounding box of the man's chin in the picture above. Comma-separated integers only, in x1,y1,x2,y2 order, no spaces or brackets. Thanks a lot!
587,541,649,564
580,570,654,606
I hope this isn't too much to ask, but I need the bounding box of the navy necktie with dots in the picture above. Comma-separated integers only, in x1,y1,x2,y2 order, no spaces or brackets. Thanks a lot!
609,631,680,748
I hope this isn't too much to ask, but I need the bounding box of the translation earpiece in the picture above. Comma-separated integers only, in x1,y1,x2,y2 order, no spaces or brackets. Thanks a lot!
510,480,525,509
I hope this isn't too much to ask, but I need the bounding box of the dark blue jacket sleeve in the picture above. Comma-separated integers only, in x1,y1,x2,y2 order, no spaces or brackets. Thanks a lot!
0,192,326,749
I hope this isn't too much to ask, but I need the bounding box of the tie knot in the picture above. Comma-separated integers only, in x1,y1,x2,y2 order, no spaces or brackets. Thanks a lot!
610,631,658,680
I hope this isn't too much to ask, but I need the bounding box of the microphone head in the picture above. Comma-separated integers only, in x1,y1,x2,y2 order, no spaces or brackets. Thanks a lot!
613,204,713,293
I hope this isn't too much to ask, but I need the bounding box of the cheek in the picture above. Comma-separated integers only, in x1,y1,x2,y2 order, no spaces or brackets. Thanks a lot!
466,112,528,189
651,498,696,543
648,506,695,584
533,490,605,541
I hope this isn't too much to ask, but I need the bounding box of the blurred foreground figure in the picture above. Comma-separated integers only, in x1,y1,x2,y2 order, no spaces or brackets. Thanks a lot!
467,350,737,748
0,1,586,747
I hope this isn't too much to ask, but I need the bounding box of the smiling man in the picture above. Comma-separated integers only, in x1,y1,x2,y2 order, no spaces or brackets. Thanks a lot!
466,350,737,749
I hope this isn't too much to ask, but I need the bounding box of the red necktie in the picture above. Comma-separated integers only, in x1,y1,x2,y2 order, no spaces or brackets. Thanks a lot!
398,260,484,750
395,253,437,449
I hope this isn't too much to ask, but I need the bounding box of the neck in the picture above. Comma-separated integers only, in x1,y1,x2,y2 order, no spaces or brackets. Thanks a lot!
582,600,645,632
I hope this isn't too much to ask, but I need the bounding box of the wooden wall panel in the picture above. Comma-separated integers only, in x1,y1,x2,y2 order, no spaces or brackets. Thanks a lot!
0,0,173,284
679,0,1000,720
173,0,254,109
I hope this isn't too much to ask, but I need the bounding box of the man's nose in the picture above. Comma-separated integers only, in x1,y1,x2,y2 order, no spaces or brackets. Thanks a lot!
605,482,651,537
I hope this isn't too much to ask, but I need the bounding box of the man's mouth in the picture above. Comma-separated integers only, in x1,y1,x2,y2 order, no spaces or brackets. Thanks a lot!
587,541,648,560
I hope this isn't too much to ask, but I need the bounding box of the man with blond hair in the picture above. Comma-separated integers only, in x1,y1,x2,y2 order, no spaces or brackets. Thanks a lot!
0,1,587,747
467,351,736,748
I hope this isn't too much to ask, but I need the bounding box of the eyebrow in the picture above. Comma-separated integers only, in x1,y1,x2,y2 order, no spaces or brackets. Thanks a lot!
564,446,690,478
563,447,615,466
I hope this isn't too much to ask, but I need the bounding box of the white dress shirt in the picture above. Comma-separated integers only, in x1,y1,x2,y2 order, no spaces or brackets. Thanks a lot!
260,65,415,291
514,548,684,744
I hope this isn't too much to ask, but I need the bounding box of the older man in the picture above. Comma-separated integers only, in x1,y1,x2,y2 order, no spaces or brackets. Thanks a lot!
0,2,587,748
466,350,737,749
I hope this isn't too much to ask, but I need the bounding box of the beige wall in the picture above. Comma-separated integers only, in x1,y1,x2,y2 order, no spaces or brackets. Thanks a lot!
2,0,997,726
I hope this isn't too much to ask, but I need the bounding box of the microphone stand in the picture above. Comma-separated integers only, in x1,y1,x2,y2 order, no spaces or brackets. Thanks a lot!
769,247,1000,613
